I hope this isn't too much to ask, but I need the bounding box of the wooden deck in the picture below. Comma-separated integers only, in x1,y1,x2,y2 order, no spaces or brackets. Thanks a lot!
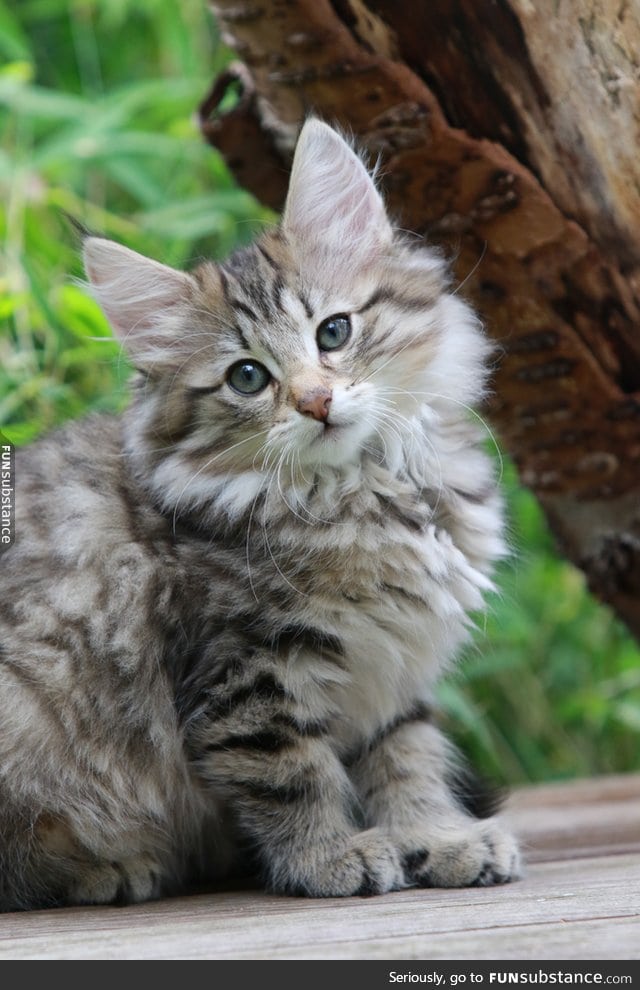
1,774,638,960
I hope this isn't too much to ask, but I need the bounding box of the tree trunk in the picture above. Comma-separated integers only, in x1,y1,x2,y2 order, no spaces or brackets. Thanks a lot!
200,0,640,639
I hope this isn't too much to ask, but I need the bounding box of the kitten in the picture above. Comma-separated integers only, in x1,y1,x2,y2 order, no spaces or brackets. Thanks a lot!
0,119,520,910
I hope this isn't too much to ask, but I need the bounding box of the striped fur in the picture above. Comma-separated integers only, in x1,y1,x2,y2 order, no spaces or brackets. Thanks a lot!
0,120,519,909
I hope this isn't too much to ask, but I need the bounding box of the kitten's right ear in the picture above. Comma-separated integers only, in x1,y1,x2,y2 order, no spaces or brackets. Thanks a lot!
83,237,195,366
282,118,392,271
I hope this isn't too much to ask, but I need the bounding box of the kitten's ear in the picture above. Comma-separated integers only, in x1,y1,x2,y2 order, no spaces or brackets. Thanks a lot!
282,118,392,268
83,237,195,365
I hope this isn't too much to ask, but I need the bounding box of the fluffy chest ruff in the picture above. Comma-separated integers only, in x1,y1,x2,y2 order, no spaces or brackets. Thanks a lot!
227,457,498,751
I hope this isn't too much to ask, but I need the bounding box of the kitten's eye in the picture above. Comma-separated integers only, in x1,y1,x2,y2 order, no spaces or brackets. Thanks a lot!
227,361,271,395
317,314,351,352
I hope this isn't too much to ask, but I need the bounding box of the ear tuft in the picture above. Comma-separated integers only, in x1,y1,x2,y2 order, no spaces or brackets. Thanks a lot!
282,119,392,269
83,238,195,366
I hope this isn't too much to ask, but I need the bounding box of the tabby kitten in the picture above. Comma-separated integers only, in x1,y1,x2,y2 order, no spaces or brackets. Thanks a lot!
0,119,520,910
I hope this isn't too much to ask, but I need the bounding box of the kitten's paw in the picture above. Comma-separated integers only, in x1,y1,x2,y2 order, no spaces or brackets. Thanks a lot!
69,853,163,906
402,820,521,889
288,829,405,897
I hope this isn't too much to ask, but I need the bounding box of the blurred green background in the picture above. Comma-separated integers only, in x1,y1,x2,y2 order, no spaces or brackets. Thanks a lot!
1,0,638,787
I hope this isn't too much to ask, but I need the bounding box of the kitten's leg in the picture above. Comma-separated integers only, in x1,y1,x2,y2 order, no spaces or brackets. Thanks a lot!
349,708,521,888
187,662,405,897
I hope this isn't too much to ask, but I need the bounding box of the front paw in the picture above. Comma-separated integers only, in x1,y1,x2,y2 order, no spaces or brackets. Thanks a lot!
282,828,405,897
69,853,163,906
402,819,521,888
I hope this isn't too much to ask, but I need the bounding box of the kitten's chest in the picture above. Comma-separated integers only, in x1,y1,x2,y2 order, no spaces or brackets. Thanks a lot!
302,518,476,745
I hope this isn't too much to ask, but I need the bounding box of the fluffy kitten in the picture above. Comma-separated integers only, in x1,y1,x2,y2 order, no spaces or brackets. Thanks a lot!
0,119,520,910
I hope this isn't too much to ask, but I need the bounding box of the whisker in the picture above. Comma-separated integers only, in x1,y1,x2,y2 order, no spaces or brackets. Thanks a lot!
451,241,487,297
170,428,269,535
261,450,308,597
275,443,312,529
381,385,504,481
245,467,269,604
367,393,443,508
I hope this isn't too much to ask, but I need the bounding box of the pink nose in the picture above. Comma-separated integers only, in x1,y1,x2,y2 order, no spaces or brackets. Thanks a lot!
296,388,332,422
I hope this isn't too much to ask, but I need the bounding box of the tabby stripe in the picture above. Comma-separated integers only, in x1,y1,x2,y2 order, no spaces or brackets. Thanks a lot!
256,244,280,271
220,269,259,324
447,764,506,820
211,672,289,715
265,623,344,659
271,275,285,311
205,727,293,754
186,424,261,462
239,780,318,805
348,703,433,765
231,300,259,324
360,341,392,364
218,266,233,304
381,583,427,607
375,493,424,532
40,619,95,673
144,402,196,446
298,292,313,319
358,287,436,314
375,702,433,745
451,485,495,505
186,383,223,396
243,272,273,319
357,288,394,313
271,712,331,737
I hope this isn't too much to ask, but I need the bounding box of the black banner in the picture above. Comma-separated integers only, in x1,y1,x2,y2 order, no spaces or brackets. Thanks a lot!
3,959,639,986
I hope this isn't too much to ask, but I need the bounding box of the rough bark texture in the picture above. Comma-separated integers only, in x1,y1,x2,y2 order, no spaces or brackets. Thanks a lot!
199,0,640,639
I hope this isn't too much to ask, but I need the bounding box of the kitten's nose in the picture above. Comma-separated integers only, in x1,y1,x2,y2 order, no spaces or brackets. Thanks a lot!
296,388,332,423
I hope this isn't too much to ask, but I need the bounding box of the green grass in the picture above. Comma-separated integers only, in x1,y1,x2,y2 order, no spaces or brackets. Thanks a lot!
1,0,639,787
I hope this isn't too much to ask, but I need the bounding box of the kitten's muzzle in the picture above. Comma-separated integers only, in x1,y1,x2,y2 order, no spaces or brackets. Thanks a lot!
296,387,333,423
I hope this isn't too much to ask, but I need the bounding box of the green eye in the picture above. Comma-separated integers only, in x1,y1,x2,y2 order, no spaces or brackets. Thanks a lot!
227,360,271,395
317,314,351,352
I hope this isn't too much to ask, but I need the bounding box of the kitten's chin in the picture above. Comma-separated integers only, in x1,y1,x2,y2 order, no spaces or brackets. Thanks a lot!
300,420,375,469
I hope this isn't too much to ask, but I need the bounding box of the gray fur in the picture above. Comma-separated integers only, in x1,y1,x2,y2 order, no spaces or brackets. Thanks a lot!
0,120,520,910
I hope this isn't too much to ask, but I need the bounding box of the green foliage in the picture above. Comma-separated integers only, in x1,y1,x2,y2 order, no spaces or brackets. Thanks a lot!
0,0,273,440
1,0,638,786
439,459,640,783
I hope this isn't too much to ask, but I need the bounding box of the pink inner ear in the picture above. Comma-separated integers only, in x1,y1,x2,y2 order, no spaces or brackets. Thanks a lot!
282,119,392,262
83,238,193,344
337,179,384,244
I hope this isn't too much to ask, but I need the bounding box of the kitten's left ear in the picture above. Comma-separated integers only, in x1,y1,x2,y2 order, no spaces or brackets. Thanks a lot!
282,119,392,267
83,237,196,367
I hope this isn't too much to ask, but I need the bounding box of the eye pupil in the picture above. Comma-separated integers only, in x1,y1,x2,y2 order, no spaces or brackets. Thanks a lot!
227,360,270,395
317,314,351,352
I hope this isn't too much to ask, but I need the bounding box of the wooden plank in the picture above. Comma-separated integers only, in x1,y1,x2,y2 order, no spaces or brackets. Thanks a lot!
0,775,638,960
1,853,638,960
280,918,640,961
504,773,640,862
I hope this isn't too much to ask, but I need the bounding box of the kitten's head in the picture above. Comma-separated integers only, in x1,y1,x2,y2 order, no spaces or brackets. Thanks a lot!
84,119,490,519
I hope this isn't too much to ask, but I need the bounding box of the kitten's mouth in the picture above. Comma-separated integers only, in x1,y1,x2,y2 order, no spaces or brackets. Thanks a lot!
303,417,370,466
317,421,342,441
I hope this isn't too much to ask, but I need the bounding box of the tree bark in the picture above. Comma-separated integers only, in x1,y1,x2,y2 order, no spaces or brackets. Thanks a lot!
200,0,640,639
